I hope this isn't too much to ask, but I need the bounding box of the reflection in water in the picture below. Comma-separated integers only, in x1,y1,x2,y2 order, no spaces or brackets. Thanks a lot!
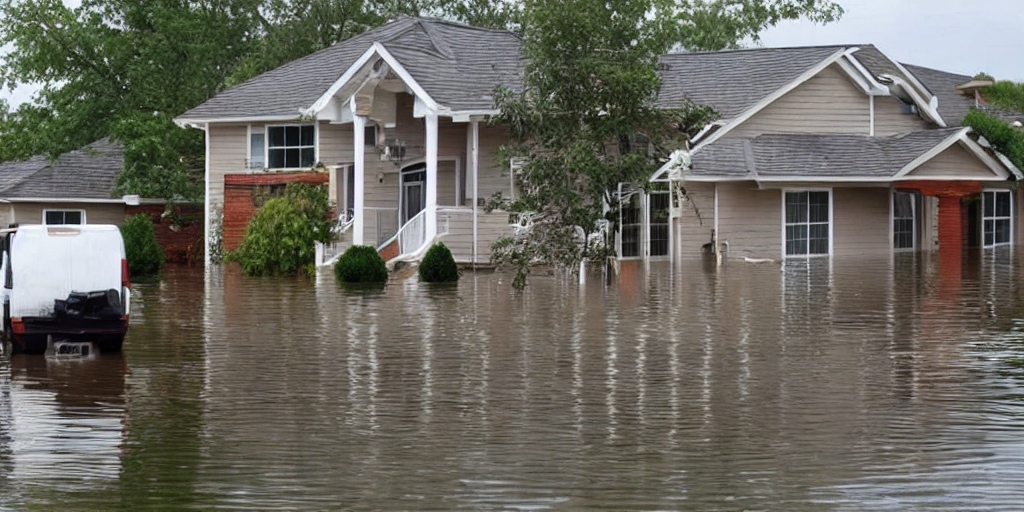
2,252,1024,509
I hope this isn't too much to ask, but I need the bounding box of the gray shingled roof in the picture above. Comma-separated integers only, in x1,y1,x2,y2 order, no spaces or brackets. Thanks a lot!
0,139,124,199
691,128,969,180
901,63,975,125
903,63,1024,125
179,17,523,120
657,45,847,118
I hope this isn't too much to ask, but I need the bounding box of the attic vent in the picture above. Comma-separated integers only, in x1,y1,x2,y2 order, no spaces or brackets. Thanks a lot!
899,99,917,115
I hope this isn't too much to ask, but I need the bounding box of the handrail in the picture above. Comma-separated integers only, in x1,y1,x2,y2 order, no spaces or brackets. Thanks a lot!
377,208,428,255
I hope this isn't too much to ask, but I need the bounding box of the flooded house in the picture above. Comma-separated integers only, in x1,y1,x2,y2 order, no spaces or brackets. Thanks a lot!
175,18,1023,267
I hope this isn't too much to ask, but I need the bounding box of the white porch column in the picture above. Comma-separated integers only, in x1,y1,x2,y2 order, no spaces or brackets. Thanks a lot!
425,112,439,241
203,123,211,266
352,109,366,246
470,119,480,264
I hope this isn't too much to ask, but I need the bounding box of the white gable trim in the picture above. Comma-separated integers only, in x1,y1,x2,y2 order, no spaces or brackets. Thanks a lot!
837,51,889,96
880,73,946,127
692,47,849,150
893,128,1010,180
304,43,441,120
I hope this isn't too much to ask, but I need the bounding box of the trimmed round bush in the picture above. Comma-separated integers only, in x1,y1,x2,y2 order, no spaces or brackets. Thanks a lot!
418,242,459,283
335,245,388,283
120,214,164,277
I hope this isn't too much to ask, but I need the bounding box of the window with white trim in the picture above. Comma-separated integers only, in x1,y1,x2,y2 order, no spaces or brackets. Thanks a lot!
893,191,916,251
44,209,84,225
785,191,830,257
983,190,1012,247
267,125,315,168
249,127,265,169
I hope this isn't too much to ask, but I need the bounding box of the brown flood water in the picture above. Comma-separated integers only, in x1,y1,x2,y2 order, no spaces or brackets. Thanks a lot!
2,252,1024,510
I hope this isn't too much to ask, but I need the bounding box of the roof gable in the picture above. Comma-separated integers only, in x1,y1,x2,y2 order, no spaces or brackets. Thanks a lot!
178,18,523,122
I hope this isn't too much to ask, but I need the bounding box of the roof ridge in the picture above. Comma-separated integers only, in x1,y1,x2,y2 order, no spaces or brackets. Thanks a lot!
664,44,855,57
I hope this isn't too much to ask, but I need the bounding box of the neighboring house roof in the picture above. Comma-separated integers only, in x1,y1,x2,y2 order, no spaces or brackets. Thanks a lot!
901,63,976,125
0,138,124,200
686,128,1005,181
657,45,848,118
179,17,524,121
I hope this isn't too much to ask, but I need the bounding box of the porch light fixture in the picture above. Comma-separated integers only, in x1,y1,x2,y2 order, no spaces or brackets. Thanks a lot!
380,137,407,164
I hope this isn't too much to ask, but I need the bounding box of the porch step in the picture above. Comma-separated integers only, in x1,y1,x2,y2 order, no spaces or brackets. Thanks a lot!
379,239,400,262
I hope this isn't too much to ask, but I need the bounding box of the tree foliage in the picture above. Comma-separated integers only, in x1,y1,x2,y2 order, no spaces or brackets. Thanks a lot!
0,0,523,199
226,183,333,275
981,81,1024,114
491,0,837,287
964,109,1024,172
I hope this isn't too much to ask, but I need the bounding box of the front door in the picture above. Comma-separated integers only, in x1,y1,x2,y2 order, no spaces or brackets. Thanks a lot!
401,167,426,225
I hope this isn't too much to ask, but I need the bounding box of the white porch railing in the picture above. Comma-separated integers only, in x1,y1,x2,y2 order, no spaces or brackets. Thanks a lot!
377,208,453,262
316,216,356,267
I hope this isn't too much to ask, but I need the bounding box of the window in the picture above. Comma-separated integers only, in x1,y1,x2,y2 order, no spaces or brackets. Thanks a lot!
267,125,315,168
44,210,84,225
249,129,265,169
983,190,1012,247
649,191,670,257
364,125,378,147
345,166,355,221
619,192,643,258
785,191,830,257
893,191,916,251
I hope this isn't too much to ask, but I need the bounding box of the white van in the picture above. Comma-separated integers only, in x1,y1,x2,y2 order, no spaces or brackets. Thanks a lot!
0,225,131,354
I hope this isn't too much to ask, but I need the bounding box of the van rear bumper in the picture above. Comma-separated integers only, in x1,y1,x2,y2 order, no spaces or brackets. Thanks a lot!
10,316,128,354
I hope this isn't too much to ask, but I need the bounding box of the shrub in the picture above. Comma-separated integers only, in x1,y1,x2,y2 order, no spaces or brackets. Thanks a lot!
120,214,164,277
418,242,459,283
963,109,1024,171
227,183,333,276
334,245,388,283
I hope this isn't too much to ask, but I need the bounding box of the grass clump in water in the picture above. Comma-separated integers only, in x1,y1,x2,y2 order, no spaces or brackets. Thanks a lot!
335,245,388,284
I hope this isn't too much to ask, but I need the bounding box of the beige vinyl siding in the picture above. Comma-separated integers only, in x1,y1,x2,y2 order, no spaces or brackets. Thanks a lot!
477,124,512,201
832,188,890,256
906,143,1000,179
318,122,355,165
675,182,716,258
716,183,782,259
208,124,248,214
13,203,125,225
438,208,510,262
437,160,458,206
726,64,870,139
873,96,930,135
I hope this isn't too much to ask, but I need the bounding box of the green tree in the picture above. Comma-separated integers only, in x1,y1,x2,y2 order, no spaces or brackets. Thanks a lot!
0,0,522,200
492,0,842,288
963,110,1024,172
227,183,334,276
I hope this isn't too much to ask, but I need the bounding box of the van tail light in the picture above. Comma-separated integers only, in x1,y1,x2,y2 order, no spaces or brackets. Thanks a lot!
121,259,131,289
11,318,24,334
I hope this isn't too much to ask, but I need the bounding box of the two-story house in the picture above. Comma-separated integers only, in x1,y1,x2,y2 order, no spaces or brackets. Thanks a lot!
177,17,1021,267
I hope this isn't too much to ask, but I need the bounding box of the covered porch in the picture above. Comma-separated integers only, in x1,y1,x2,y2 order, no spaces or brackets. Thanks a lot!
311,44,510,266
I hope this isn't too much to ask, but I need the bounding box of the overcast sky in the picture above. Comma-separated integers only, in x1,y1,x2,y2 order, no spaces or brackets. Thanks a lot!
2,0,1023,108
759,0,1024,81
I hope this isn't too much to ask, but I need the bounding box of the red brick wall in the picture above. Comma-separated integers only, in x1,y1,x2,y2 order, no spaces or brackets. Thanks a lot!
222,172,331,252
125,204,204,263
